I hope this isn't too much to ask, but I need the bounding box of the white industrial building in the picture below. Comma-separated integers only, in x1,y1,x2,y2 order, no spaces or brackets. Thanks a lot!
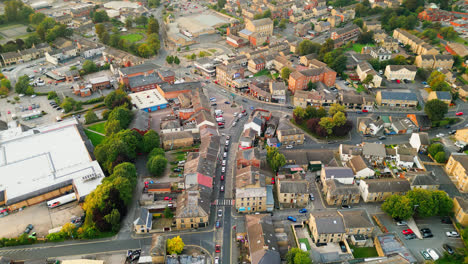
0,119,104,210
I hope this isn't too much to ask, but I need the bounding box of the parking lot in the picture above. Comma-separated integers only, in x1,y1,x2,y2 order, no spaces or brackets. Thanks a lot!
0,202,83,238
205,85,244,129
379,214,464,262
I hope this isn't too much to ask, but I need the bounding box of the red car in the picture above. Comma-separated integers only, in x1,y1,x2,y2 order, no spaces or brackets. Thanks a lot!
456,112,464,116
144,181,149,188
215,245,221,253
362,109,368,113
402,229,413,235
221,175,224,181
242,110,246,113
218,122,225,126
396,79,401,83
164,197,172,201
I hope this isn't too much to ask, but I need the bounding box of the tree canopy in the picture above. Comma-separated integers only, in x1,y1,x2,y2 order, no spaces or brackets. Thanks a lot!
424,99,448,121
167,236,185,254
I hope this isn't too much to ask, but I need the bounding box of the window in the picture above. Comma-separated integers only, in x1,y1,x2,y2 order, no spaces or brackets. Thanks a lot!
200,218,203,222
181,224,185,228
247,202,250,206
190,219,193,223
181,219,184,223
259,202,262,205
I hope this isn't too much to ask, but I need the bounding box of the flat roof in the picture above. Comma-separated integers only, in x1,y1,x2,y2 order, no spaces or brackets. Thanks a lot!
129,90,168,110
0,119,104,204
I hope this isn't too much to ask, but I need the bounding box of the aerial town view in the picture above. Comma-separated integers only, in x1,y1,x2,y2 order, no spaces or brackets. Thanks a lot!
1,0,468,263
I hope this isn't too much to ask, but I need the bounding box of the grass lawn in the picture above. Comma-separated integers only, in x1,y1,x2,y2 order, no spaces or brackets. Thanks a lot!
209,49,217,53
120,33,144,43
0,23,26,29
84,129,105,146
254,69,271,78
87,122,106,134
351,43,375,53
298,238,311,250
350,246,378,258
356,85,365,93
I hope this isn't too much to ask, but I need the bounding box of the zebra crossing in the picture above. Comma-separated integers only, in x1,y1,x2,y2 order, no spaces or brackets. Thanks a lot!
215,199,234,206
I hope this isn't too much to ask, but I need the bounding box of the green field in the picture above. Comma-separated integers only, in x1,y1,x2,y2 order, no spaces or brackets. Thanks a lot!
350,246,378,258
120,33,144,43
87,122,106,134
298,238,311,250
350,43,375,53
84,129,105,146
254,69,271,78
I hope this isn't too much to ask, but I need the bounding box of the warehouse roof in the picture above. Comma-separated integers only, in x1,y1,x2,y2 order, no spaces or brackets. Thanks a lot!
0,119,104,205
129,89,168,110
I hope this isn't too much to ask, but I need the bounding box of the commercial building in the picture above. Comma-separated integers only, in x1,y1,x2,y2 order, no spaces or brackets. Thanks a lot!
118,63,158,86
128,73,164,93
129,90,168,112
0,119,104,210
375,91,418,108
288,67,337,93
174,189,210,230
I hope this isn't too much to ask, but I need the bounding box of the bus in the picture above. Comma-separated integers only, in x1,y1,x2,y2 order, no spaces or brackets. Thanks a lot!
47,193,77,208
22,111,42,121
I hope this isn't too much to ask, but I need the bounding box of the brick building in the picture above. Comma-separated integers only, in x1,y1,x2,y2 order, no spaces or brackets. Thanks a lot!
288,67,336,93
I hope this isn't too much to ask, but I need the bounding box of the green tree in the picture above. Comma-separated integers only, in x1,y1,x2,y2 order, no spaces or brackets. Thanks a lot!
381,195,414,220
61,222,77,238
15,75,30,94
29,12,46,24
407,189,436,217
362,74,374,85
293,107,306,122
135,15,148,26
95,23,105,38
149,148,165,159
281,67,292,82
125,17,133,28
164,207,173,218
60,97,76,113
319,117,335,134
0,78,11,90
431,190,453,216
424,99,448,121
147,18,159,35
286,248,312,264
332,111,347,127
107,106,133,129
147,155,167,176
82,60,98,74
93,11,109,23
353,18,364,28
105,119,122,135
319,38,334,59
278,19,287,30
47,91,58,99
138,43,153,58
167,236,185,254
174,56,180,65
166,55,174,64
266,146,286,172
434,151,446,163
297,39,321,55
25,86,34,95
307,81,316,91
104,89,132,109
440,27,457,40
428,143,444,157
85,110,99,124
104,209,121,232
328,103,346,116
110,33,120,47
143,130,160,153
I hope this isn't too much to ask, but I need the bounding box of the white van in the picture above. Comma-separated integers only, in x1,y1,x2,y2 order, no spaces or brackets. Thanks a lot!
215,110,223,115
426,248,439,260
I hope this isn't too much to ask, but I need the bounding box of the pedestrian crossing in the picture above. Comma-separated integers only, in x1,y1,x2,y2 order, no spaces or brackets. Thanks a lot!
215,199,234,206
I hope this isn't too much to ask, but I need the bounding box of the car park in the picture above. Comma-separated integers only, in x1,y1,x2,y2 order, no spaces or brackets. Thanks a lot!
446,231,460,237
287,216,297,222
443,244,454,255
441,217,453,224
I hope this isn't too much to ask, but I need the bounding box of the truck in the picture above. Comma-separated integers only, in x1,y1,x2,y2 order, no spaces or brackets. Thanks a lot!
46,193,77,208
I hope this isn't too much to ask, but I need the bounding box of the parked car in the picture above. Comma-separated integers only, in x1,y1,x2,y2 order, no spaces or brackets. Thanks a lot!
224,101,230,104
339,241,347,252
287,106,294,109
443,244,454,255
222,167,225,173
287,216,297,222
222,160,226,166
341,205,351,209
441,217,453,224
173,168,182,172
217,209,222,217
404,233,416,240
362,109,368,113
420,250,431,260
456,112,464,116
242,99,248,102
214,257,219,264
286,145,293,149
24,224,34,234
396,221,407,226
299,208,307,213
421,228,433,238
402,229,414,235
271,177,275,184
225,140,229,146
221,175,224,181
379,136,387,140
220,185,224,192
216,220,220,228
215,244,221,253
446,231,460,237
164,197,172,201
309,194,314,201
426,248,439,260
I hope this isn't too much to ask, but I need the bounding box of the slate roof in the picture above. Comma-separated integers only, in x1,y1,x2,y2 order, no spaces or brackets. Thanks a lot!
326,179,360,196
434,91,452,101
312,211,346,234
128,73,164,88
119,63,158,75
322,167,354,179
363,142,387,158
338,209,373,229
379,91,418,101
279,181,310,194
406,171,438,186
363,178,411,193
245,214,281,264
